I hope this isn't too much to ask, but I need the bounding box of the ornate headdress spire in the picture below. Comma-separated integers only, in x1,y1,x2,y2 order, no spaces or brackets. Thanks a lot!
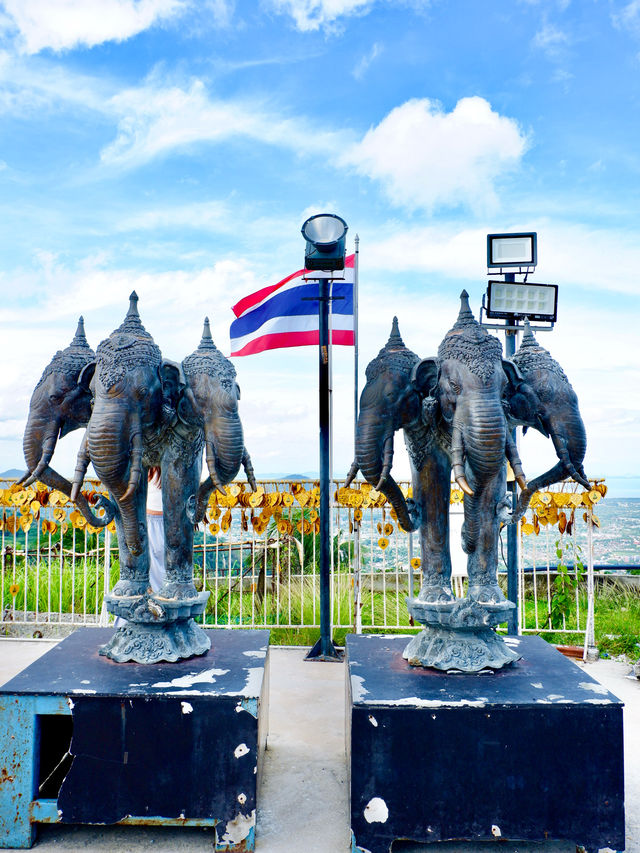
366,316,419,382
513,319,568,381
452,290,476,330
182,318,235,390
438,291,502,380
114,291,153,339
385,316,405,350
197,317,218,352
96,292,161,388
69,316,92,352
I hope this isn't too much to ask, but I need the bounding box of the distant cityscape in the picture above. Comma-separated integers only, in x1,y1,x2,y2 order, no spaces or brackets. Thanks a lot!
2,471,638,569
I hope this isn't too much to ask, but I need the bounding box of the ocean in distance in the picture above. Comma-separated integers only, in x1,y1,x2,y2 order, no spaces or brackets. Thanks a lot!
519,477,640,569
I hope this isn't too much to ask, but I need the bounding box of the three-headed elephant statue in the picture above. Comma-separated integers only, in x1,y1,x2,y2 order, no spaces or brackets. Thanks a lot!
347,291,589,671
22,291,256,664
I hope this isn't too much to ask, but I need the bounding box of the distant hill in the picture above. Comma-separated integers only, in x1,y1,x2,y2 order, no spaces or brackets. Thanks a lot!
0,468,25,480
259,472,318,481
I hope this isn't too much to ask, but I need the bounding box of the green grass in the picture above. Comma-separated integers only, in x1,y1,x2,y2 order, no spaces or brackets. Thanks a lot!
2,558,639,662
2,555,120,616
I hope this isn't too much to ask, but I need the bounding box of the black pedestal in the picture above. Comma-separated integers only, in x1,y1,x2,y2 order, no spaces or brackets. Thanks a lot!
346,634,625,853
0,628,269,850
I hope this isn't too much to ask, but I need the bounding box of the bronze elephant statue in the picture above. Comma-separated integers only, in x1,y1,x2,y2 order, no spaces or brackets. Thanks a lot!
347,292,589,668
22,292,256,663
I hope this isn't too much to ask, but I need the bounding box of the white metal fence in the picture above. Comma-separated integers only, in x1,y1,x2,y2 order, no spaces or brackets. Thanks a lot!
0,478,603,643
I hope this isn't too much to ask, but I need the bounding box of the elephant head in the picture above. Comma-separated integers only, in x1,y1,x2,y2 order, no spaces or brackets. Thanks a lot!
413,291,526,499
345,317,422,532
72,292,164,556
181,318,256,522
504,319,589,508
20,317,114,527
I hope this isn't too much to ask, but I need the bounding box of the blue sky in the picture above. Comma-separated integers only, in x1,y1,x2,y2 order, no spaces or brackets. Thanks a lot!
0,0,639,485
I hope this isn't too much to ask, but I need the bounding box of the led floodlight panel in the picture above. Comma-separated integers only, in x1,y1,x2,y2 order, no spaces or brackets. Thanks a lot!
487,232,537,268
301,213,348,271
486,281,558,323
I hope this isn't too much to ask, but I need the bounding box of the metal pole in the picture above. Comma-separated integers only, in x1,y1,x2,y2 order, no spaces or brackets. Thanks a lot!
354,235,360,447
306,275,342,661
504,272,519,635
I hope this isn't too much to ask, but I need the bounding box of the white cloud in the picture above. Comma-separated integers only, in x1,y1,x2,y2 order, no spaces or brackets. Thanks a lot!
2,0,187,54
352,41,383,80
205,0,235,27
612,0,640,37
100,76,350,167
118,200,232,232
532,22,569,56
266,0,374,32
341,97,527,213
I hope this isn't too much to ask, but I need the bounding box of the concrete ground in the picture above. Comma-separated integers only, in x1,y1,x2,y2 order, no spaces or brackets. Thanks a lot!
0,639,638,853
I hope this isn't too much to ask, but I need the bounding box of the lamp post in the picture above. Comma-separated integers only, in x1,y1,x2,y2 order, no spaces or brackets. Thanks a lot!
301,214,347,662
482,231,558,636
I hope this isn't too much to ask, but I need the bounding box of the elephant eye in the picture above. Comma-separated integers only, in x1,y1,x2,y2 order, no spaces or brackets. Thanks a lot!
449,380,461,395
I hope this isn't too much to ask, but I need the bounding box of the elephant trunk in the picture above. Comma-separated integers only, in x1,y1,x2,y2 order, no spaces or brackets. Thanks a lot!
453,393,507,550
205,419,244,486
353,409,417,532
459,393,507,482
528,408,589,493
20,416,60,487
195,393,247,519
88,408,143,554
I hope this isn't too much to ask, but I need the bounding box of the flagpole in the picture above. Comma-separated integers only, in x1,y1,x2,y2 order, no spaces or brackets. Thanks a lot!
305,273,342,662
353,235,360,447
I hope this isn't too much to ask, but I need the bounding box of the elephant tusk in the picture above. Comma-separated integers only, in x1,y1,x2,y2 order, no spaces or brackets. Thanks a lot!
71,432,91,503
242,448,257,492
450,417,473,494
456,474,474,496
375,435,394,491
205,440,226,495
121,426,143,501
505,431,527,491
344,460,359,488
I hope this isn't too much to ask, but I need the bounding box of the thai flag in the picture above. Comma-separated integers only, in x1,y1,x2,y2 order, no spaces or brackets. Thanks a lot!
229,254,355,356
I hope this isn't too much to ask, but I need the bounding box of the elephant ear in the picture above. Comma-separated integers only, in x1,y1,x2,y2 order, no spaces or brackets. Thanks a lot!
501,359,549,436
77,361,96,391
411,357,438,397
159,360,185,410
502,358,524,394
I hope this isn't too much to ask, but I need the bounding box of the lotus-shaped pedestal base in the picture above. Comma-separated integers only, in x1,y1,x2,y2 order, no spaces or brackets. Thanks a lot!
404,597,521,673
100,591,210,664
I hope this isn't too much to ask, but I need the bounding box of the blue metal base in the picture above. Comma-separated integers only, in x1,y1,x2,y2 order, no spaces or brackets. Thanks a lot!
0,628,269,850
346,634,625,853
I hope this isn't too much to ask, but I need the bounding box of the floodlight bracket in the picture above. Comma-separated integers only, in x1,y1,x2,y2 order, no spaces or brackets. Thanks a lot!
302,271,347,281
486,266,536,277
478,304,554,333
